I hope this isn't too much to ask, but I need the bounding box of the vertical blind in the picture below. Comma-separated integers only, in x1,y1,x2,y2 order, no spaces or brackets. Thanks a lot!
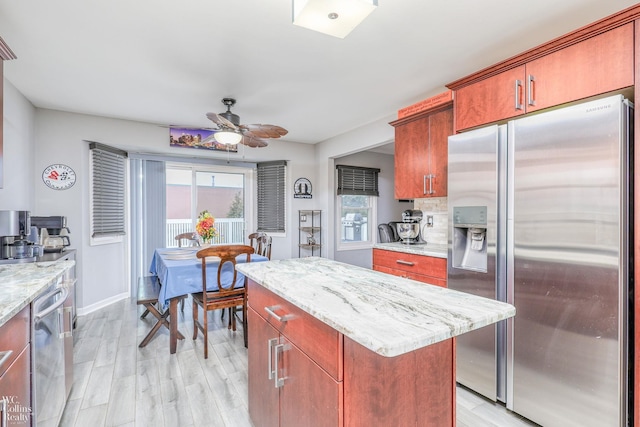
336,165,380,196
90,142,128,237
257,160,286,233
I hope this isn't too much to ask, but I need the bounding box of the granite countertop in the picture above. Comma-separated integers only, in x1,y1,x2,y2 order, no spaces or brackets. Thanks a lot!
237,257,514,357
0,260,75,327
373,242,448,258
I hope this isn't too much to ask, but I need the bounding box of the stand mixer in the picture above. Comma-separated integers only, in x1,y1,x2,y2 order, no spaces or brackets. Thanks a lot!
397,209,426,244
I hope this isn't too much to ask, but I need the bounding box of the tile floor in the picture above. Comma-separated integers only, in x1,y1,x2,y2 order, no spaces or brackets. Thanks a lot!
59,298,537,426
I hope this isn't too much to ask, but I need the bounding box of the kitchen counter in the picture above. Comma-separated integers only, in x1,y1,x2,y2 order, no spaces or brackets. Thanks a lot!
373,241,447,258
0,260,75,327
237,256,514,357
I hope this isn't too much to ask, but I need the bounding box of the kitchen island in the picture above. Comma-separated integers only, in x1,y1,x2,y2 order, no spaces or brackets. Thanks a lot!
237,257,514,427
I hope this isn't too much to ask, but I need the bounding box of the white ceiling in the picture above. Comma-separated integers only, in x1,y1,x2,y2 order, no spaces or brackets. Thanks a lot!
0,1,637,145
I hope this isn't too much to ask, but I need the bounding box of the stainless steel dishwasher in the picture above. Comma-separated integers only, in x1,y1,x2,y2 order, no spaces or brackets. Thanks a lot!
32,281,68,427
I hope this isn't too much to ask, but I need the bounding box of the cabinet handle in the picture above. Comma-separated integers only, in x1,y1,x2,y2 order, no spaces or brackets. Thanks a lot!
527,74,536,106
267,338,278,380
264,305,291,323
63,307,73,338
396,260,415,266
514,80,523,111
423,175,427,195
0,350,12,372
429,174,434,194
1,398,6,427
273,343,285,388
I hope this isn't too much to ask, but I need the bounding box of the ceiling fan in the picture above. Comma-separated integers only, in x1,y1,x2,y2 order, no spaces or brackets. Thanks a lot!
202,98,288,148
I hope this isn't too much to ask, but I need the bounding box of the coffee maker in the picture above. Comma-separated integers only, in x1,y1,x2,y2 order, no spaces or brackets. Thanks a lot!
396,209,426,244
31,216,71,252
0,210,37,263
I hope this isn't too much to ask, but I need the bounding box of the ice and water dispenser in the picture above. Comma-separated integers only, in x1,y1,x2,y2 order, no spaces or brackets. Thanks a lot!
451,206,487,272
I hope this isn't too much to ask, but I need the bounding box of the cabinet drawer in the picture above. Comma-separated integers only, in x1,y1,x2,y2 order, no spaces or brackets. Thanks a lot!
0,345,31,427
373,265,447,288
373,249,447,279
248,280,343,381
0,305,30,377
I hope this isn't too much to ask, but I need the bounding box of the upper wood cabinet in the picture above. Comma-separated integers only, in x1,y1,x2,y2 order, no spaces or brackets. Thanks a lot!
454,23,634,132
391,105,453,199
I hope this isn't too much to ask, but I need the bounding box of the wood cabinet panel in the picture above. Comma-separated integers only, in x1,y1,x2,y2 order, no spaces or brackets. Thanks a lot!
248,280,343,380
454,66,526,131
393,114,430,199
0,345,31,427
343,336,454,427
248,308,280,427
373,265,447,288
373,249,447,278
0,305,30,376
427,108,452,196
526,22,634,112
280,337,342,427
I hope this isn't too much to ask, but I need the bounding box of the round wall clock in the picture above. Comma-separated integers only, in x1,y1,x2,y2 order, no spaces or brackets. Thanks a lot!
294,177,312,199
42,164,77,190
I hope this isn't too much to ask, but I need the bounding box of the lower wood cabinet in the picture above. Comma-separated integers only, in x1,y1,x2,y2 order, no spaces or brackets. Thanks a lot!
372,248,447,287
0,305,31,427
248,279,455,426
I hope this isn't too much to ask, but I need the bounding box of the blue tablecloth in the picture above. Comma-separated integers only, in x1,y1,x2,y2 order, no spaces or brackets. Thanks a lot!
149,248,268,308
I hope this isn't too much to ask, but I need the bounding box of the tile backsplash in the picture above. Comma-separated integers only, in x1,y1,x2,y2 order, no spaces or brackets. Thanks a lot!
414,197,448,246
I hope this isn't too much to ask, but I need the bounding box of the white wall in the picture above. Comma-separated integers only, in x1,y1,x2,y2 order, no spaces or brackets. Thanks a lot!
1,78,35,209
334,150,408,268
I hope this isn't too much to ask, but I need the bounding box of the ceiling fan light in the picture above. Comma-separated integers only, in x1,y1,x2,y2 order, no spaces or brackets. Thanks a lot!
214,131,242,145
292,0,377,39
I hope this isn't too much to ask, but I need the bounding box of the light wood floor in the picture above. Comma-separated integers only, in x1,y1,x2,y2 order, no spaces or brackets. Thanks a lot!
60,298,537,427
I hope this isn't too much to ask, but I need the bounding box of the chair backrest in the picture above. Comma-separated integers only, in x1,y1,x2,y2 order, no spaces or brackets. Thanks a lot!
196,244,254,296
378,224,395,243
248,232,272,260
175,232,200,248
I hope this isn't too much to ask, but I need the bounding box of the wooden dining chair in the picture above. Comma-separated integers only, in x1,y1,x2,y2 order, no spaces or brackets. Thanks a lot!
248,232,272,259
192,244,254,358
175,232,200,248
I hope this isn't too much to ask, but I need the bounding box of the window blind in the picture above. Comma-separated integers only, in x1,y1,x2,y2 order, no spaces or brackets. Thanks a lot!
90,142,128,237
257,161,286,233
336,165,380,196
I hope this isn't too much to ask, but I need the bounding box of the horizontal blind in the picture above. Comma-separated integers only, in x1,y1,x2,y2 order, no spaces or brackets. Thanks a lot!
91,142,128,237
336,165,380,196
257,161,286,233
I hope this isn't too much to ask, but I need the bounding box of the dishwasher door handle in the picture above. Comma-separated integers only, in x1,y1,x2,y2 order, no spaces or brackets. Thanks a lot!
33,287,68,323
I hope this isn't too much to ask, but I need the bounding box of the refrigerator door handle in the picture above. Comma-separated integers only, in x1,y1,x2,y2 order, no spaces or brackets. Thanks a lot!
514,80,524,111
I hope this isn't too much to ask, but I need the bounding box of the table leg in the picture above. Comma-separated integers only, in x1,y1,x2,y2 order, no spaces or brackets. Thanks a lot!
170,298,178,354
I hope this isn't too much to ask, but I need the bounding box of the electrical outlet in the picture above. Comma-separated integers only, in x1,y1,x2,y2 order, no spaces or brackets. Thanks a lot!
426,215,434,227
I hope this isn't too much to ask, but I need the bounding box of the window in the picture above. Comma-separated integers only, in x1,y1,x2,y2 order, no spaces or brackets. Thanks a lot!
257,161,286,233
90,142,127,242
336,165,379,250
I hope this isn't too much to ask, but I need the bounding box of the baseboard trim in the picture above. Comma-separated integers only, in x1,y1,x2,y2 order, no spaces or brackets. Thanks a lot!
77,292,129,316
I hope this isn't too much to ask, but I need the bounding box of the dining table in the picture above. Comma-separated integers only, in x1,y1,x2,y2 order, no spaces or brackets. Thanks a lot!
149,247,269,353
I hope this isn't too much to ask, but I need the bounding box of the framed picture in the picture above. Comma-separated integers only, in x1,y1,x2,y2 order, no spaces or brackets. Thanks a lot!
169,127,238,153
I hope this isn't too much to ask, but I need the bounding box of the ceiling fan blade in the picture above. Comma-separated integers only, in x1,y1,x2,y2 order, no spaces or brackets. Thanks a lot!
240,134,269,148
206,112,238,130
240,124,288,139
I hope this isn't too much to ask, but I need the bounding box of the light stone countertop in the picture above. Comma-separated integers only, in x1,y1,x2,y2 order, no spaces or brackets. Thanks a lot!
0,260,75,327
237,257,514,357
373,242,448,258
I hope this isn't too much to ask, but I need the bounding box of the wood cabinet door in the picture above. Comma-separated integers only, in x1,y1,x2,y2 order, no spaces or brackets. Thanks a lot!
394,115,430,199
526,23,634,112
279,337,342,427
0,345,31,427
427,108,453,196
454,65,526,132
248,308,280,427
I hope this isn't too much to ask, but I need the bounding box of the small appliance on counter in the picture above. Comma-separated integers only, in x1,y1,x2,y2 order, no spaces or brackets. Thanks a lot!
0,210,40,264
396,209,426,244
31,216,71,253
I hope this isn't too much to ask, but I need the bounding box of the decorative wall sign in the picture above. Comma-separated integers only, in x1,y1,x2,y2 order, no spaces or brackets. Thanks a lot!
294,177,312,199
169,127,238,153
42,164,76,190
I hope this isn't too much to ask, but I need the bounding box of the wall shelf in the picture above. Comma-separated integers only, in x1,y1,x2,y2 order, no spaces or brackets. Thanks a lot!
298,210,321,257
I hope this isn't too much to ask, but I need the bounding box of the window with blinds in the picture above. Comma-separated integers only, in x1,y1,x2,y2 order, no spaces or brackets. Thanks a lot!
257,161,286,233
336,165,380,196
90,142,128,237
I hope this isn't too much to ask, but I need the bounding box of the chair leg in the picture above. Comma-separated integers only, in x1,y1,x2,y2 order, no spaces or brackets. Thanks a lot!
192,298,198,340
203,307,208,359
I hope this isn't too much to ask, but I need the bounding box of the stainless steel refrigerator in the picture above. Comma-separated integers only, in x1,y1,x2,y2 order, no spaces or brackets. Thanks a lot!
447,94,632,427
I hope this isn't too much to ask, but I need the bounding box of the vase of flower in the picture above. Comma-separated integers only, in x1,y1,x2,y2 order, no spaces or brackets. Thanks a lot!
196,210,217,246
